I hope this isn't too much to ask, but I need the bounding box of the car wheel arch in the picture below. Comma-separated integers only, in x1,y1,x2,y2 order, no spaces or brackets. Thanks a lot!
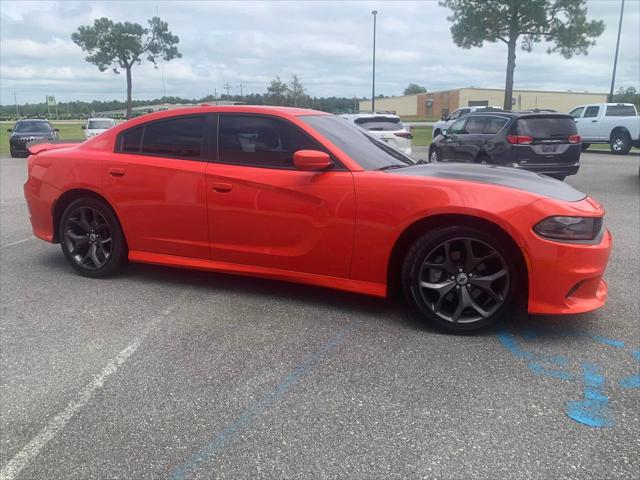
52,189,125,244
386,213,529,307
609,126,631,143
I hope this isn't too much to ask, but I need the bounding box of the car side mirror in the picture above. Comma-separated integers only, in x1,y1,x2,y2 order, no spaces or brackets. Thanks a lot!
81,126,86,129
54,128,60,132
293,150,332,171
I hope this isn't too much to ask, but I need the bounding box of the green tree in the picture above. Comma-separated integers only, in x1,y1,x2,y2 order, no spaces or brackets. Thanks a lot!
404,83,427,95
613,86,640,109
440,0,604,110
288,74,307,107
266,77,290,106
72,17,181,119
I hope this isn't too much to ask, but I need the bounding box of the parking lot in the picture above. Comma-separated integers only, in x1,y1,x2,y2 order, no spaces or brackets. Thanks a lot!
1,150,638,479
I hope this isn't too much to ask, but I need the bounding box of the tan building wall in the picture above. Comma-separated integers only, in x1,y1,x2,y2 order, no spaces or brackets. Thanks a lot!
358,94,419,116
458,88,607,112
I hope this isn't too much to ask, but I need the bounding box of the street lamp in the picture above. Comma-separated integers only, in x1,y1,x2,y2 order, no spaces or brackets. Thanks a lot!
609,0,625,102
371,10,378,113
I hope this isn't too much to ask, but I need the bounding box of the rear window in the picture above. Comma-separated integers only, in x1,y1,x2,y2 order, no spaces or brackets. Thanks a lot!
514,117,577,138
354,117,402,131
605,105,636,116
141,116,206,158
88,120,115,129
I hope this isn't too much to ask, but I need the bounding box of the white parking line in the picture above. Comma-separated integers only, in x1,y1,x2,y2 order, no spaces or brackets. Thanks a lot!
0,291,189,480
0,237,35,249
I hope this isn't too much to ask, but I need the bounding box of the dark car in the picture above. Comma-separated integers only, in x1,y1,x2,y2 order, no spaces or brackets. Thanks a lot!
7,119,58,157
428,112,582,180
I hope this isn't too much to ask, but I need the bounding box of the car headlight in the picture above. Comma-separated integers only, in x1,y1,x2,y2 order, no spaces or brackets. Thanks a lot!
533,216,603,241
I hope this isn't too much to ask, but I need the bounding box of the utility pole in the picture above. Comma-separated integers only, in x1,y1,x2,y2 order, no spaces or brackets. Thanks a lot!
371,10,378,113
239,83,244,100
223,83,231,99
609,0,625,102
13,90,19,117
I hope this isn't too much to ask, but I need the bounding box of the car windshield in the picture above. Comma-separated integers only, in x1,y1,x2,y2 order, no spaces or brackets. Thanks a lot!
88,120,115,129
515,116,577,138
301,115,416,170
354,117,403,132
14,121,52,133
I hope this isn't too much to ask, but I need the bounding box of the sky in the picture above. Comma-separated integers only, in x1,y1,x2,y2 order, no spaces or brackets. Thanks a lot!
0,0,638,105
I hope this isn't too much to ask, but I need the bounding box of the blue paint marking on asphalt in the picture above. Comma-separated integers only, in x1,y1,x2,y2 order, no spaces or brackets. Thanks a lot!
496,328,535,360
528,362,572,381
591,334,625,348
566,362,614,428
171,319,362,480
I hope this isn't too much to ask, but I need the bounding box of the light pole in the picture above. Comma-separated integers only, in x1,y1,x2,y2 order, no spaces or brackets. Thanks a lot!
371,10,377,113
609,0,625,102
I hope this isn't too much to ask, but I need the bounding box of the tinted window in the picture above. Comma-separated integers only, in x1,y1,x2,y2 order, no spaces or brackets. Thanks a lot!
448,118,467,134
605,105,636,116
119,126,143,153
483,116,509,134
354,117,402,131
515,117,577,138
584,106,600,118
463,116,485,134
219,115,324,169
569,107,584,118
141,116,205,158
301,115,415,170
14,121,53,133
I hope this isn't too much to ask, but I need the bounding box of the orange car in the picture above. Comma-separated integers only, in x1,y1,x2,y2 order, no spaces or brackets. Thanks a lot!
24,106,612,332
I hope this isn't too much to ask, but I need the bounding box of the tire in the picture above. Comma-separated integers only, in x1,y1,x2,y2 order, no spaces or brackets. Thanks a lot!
610,131,631,155
581,143,590,152
429,147,441,163
548,174,566,181
401,226,519,333
59,197,127,278
476,154,491,165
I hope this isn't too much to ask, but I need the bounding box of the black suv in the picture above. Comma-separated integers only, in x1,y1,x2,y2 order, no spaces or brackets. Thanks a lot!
7,119,58,157
428,112,581,180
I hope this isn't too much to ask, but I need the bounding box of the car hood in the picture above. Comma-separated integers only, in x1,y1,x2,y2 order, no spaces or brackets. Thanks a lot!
388,163,586,202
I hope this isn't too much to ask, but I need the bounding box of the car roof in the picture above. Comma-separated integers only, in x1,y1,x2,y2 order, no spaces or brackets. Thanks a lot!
464,111,573,119
342,113,401,120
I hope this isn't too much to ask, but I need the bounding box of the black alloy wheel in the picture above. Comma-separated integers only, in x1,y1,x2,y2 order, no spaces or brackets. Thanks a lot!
402,226,518,332
60,198,127,277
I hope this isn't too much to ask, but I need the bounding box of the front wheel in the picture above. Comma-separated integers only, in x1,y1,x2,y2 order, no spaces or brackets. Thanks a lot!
60,197,127,278
429,147,441,163
610,132,631,155
401,226,519,333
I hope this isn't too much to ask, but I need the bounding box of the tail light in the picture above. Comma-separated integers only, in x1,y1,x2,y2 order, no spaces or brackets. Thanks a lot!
568,135,581,144
507,135,533,145
394,131,413,139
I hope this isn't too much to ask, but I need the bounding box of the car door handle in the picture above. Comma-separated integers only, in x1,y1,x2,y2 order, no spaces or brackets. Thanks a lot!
108,167,126,177
591,120,598,123
212,183,233,193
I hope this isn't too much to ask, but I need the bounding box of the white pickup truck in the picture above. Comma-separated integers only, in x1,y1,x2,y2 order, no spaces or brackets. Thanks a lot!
569,103,640,154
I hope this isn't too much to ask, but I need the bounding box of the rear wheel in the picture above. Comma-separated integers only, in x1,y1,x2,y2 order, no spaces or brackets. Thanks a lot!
401,226,518,333
581,143,590,151
476,153,491,164
610,131,631,155
59,198,127,278
548,174,566,181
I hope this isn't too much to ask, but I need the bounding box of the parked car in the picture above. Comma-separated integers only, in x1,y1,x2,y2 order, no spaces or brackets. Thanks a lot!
24,106,611,333
569,103,639,154
341,113,412,154
432,106,502,138
7,119,58,157
428,112,581,180
82,117,117,139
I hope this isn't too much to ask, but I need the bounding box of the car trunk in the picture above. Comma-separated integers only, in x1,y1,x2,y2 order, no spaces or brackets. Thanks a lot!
512,115,580,164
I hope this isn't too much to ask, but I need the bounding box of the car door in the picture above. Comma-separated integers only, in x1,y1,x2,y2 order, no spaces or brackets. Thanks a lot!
577,106,601,141
454,115,487,162
440,117,468,161
104,114,211,259
205,114,356,278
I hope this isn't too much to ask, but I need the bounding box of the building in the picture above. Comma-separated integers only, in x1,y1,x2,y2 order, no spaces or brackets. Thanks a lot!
359,87,607,118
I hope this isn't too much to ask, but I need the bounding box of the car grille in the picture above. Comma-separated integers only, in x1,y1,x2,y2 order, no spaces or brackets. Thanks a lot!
13,137,44,143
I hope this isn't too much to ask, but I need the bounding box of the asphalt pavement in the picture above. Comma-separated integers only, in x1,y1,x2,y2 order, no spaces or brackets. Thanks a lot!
1,150,638,479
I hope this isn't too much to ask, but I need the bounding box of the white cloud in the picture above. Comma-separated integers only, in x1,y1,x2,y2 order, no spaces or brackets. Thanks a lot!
0,0,638,104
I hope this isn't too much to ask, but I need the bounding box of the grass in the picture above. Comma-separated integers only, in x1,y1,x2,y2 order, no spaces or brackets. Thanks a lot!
411,126,433,147
1,121,85,155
